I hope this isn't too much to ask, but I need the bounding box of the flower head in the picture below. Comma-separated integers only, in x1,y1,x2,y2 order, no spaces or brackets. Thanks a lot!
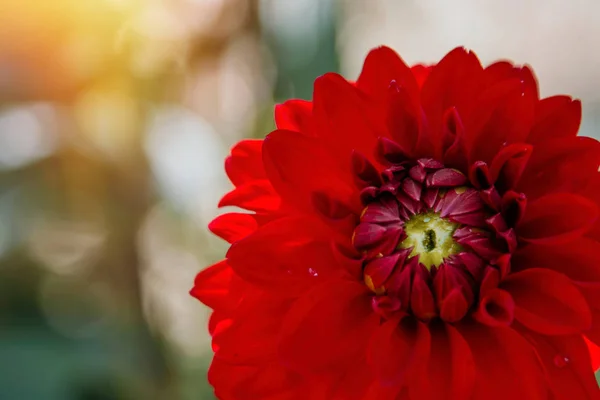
192,46,600,399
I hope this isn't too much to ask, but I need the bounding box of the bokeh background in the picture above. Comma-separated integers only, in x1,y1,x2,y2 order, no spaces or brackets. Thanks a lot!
1,0,599,399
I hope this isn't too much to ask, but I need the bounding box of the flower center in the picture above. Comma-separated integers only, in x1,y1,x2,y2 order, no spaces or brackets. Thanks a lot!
350,155,518,323
398,212,462,269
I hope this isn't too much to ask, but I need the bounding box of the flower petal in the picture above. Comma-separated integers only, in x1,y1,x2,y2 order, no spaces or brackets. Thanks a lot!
190,260,235,310
518,136,600,200
279,280,377,372
225,139,266,186
524,332,600,400
421,47,483,157
489,143,532,192
214,292,292,365
467,79,535,165
313,73,383,165
226,215,340,296
473,288,515,327
460,325,547,400
263,129,359,213
518,193,598,245
367,317,430,387
209,212,260,243
274,100,313,133
218,180,282,212
528,96,582,144
501,268,592,335
356,46,418,103
512,238,600,284
410,323,475,400
209,357,303,400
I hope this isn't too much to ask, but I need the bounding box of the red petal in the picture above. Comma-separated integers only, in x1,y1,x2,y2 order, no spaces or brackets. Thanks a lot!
313,73,383,165
352,150,382,186
518,136,600,200
329,356,375,400
279,280,377,372
411,64,432,87
524,332,600,400
263,129,359,213
421,47,483,157
467,79,535,165
386,82,422,155
367,317,430,387
513,239,600,325
473,288,515,327
410,323,475,400
218,180,282,212
226,215,339,296
225,139,266,186
190,260,234,310
482,62,539,100
209,357,302,400
586,338,600,371
208,310,229,337
501,268,592,335
442,107,469,172
410,274,437,320
489,143,532,192
357,46,418,103
528,96,582,144
209,212,260,243
439,288,469,323
460,325,547,400
214,292,292,365
518,193,598,245
274,99,313,133
513,238,600,284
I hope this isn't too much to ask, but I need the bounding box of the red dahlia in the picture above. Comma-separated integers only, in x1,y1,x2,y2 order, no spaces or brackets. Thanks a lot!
191,46,600,399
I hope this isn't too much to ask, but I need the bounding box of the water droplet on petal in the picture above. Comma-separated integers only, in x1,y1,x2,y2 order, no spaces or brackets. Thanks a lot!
553,354,570,368
308,268,318,277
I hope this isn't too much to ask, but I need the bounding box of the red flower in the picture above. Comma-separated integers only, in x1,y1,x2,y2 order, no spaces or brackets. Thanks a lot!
192,46,600,399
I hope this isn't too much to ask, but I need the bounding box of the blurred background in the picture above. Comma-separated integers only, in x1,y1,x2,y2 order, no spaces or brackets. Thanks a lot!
1,0,599,399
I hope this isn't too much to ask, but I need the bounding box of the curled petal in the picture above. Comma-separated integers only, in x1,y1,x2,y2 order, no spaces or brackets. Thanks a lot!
489,143,532,192
474,288,515,327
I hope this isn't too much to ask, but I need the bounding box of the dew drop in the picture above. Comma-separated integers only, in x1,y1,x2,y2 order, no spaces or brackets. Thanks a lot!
308,268,319,277
553,354,570,368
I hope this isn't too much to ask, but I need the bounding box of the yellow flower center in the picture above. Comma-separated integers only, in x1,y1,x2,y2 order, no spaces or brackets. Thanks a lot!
398,211,462,269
